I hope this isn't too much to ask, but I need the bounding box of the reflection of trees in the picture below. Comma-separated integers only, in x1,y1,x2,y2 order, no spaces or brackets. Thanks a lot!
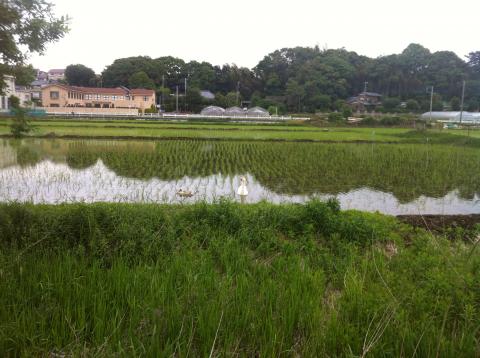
63,141,480,203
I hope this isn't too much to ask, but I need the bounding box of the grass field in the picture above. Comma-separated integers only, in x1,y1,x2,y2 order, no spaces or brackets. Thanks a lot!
1,201,479,356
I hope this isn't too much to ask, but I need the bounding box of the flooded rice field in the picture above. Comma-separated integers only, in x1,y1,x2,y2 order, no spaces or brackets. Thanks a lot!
1,138,479,215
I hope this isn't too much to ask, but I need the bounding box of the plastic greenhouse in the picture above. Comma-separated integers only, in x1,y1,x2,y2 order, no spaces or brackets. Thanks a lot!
420,111,480,123
200,106,225,116
225,106,245,117
246,106,269,117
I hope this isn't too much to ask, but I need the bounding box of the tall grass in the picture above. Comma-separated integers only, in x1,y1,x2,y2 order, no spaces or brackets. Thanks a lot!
0,201,479,356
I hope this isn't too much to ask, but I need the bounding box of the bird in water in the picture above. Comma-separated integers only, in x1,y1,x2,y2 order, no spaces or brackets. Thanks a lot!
176,188,195,198
237,176,248,203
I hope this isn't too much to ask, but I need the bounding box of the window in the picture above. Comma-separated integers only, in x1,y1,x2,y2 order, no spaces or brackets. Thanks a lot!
50,91,59,100
112,95,117,101
119,96,124,100
143,96,148,101
104,95,109,100
95,94,100,100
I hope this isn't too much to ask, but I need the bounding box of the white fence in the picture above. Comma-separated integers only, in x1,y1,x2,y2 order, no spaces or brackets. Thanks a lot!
43,110,308,122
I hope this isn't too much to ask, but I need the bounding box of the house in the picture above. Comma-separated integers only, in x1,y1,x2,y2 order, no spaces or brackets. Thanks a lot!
15,86,33,107
36,70,48,81
1,75,16,111
47,69,65,82
41,84,156,110
347,92,382,112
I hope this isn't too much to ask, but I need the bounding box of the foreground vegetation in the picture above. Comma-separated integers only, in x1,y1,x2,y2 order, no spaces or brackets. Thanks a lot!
0,201,479,356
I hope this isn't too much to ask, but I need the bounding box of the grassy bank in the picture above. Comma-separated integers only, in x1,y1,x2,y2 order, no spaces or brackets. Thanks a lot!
1,201,479,356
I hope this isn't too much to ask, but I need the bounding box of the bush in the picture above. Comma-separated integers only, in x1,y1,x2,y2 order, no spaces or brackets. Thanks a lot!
328,112,344,122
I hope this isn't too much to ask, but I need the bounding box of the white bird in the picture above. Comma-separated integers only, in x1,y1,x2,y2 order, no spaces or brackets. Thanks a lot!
237,176,248,196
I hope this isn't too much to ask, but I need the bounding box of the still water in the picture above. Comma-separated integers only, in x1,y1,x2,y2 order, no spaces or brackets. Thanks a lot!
1,138,479,215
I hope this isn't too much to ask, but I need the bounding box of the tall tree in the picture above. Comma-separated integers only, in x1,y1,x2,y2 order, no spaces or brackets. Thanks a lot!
128,71,155,89
65,64,96,86
0,0,69,91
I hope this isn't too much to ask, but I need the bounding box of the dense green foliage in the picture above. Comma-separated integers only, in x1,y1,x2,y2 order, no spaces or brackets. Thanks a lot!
0,201,479,356
98,44,480,113
65,64,96,87
0,0,69,92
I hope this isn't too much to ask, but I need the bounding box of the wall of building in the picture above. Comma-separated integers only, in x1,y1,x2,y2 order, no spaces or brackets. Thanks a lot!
40,107,140,116
1,76,16,110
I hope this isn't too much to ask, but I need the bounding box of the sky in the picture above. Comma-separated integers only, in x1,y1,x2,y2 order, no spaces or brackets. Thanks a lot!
30,0,480,74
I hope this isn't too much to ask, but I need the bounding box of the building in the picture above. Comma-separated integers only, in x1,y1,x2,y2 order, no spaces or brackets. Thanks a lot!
41,84,156,110
36,70,48,81
347,92,382,112
1,75,16,111
15,86,32,107
47,69,65,82
246,106,269,117
200,105,225,116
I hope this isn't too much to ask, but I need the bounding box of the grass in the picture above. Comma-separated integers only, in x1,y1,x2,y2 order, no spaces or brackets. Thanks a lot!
0,200,479,356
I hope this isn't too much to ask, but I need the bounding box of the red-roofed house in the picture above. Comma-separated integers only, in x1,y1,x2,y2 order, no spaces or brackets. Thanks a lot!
41,84,156,110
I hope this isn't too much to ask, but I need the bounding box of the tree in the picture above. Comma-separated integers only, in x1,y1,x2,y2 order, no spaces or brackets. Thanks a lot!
382,97,401,112
406,99,420,112
128,71,155,89
450,96,460,111
65,64,96,86
9,95,31,138
0,0,69,92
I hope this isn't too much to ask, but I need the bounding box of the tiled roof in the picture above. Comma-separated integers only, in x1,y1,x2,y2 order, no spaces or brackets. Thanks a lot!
130,88,155,96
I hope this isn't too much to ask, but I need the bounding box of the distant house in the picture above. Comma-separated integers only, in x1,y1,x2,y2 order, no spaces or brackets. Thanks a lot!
347,92,382,112
15,86,32,107
200,90,215,101
47,69,65,82
41,84,155,110
36,70,48,81
1,75,16,111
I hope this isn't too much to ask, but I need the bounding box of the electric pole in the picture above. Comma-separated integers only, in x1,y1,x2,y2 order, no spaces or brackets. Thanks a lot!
184,78,187,112
427,86,434,124
364,81,368,93
236,81,240,106
176,85,179,113
459,80,465,124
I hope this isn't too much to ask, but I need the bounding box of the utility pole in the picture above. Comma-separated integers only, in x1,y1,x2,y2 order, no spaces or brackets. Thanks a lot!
236,81,240,106
184,78,187,112
427,86,434,125
176,85,179,113
459,80,466,124
364,81,368,93
161,75,165,111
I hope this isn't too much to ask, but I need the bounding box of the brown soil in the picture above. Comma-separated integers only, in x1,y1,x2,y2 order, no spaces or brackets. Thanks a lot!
397,214,480,233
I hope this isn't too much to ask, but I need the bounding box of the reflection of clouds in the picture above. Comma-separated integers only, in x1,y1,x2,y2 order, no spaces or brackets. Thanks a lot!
0,159,479,216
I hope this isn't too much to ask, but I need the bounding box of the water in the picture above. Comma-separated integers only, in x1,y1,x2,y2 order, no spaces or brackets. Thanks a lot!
1,138,479,215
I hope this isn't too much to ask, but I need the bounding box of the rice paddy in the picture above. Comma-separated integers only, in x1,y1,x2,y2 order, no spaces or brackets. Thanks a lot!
1,138,480,214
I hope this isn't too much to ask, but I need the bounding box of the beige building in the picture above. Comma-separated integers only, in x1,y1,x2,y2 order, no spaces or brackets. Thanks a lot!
1,75,16,110
41,84,156,111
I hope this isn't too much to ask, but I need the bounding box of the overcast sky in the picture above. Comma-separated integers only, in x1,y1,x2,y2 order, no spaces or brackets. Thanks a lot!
30,0,479,74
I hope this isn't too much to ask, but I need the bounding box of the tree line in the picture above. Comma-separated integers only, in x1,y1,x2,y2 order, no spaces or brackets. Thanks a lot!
65,44,478,113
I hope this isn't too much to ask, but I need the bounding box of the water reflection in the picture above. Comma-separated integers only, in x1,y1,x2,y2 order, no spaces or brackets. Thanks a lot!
1,159,479,215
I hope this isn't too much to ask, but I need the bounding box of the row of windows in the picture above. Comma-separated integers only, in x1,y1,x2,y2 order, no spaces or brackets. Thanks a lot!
51,91,151,102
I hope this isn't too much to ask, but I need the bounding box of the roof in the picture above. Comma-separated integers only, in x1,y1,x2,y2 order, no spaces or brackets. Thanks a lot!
130,88,155,96
360,92,382,97
48,69,65,74
30,79,49,87
200,90,215,100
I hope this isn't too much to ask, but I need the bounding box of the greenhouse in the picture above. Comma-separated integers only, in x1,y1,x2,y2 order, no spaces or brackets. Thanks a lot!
200,106,225,116
420,111,480,123
246,106,269,117
225,106,246,117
